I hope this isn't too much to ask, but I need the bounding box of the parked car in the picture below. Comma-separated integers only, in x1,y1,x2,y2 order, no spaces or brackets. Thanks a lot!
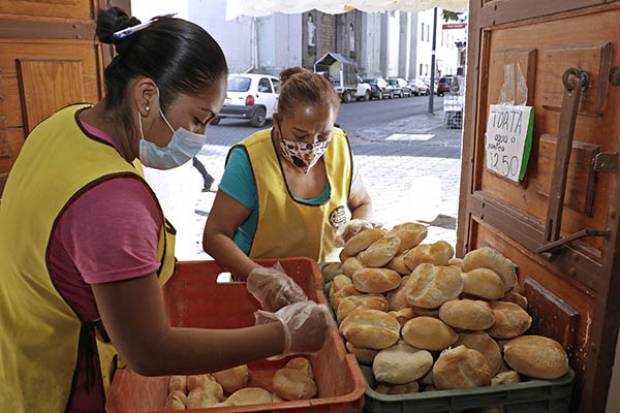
436,76,454,96
388,78,413,97
408,78,430,96
214,73,280,127
364,77,391,100
314,53,371,103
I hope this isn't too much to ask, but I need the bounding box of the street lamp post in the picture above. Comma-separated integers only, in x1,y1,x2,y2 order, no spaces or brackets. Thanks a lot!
428,7,438,114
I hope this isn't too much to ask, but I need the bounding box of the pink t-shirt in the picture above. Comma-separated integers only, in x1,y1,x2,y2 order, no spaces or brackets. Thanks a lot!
47,121,163,412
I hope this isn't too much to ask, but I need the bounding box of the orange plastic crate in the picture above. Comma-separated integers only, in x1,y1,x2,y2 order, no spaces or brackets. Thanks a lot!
106,258,365,413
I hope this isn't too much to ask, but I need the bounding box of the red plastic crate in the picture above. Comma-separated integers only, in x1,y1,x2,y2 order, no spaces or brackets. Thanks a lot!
106,258,365,413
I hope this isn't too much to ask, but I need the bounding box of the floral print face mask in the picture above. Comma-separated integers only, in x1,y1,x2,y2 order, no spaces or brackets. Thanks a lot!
277,127,331,174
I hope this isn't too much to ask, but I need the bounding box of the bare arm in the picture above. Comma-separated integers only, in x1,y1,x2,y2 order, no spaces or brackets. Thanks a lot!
348,178,373,221
92,273,284,377
203,190,260,280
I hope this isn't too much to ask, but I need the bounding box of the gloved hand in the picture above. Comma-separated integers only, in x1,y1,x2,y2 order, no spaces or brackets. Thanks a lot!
335,219,382,247
246,262,308,312
255,301,332,355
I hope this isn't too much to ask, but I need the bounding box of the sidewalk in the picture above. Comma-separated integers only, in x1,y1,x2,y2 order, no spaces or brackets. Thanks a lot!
145,111,463,260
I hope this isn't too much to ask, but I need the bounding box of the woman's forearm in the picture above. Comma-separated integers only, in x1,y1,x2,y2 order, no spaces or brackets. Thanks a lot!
136,322,285,376
204,231,259,279
350,200,373,221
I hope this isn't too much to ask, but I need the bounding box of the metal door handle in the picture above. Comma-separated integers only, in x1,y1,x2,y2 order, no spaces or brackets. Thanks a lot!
538,68,609,253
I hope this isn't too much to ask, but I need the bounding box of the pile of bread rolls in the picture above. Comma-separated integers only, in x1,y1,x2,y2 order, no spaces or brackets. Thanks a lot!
164,358,317,410
323,223,570,398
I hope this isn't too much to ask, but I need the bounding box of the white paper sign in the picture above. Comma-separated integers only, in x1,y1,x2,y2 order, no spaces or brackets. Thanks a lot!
485,104,534,182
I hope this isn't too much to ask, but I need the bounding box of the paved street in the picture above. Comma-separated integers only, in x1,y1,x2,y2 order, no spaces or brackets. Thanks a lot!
144,95,463,260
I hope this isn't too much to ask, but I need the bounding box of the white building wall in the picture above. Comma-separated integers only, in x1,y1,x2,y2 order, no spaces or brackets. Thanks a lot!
360,13,383,77
385,11,400,77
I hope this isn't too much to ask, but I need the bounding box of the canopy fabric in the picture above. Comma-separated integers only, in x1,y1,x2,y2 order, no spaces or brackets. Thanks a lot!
226,0,468,19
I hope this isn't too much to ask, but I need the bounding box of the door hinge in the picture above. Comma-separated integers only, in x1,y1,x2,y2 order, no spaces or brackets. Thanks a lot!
593,152,618,173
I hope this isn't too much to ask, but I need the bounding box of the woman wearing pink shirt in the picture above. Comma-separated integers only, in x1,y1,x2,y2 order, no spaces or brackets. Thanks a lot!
0,7,329,413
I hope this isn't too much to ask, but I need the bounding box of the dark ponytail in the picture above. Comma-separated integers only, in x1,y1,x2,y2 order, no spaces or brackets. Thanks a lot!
96,7,228,120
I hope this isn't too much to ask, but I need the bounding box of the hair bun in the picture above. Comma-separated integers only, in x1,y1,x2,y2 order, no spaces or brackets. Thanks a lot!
96,7,141,45
280,67,312,86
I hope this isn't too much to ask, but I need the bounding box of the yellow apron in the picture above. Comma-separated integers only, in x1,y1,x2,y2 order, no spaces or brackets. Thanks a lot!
232,127,352,263
0,104,176,413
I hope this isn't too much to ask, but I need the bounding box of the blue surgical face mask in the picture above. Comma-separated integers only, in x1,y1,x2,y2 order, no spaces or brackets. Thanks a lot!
137,90,206,169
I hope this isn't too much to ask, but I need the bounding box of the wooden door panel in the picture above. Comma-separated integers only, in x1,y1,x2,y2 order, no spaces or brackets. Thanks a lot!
0,39,101,129
475,10,620,260
17,59,86,132
0,0,94,20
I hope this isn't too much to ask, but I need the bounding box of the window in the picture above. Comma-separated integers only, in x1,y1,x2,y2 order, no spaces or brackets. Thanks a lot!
271,78,280,93
426,25,430,42
227,76,251,92
258,78,272,93
419,64,423,76
421,23,425,41
425,64,429,76
441,32,444,47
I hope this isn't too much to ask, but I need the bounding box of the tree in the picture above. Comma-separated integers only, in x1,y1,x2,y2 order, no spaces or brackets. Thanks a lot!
442,10,461,22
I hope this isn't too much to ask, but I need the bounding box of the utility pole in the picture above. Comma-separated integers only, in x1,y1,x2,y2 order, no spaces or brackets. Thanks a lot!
428,7,438,114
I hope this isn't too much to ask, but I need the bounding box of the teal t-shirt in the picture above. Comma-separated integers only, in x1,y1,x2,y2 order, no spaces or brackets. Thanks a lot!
218,147,331,255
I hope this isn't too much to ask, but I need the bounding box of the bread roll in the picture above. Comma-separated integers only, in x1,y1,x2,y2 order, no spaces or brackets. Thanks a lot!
187,374,217,392
461,268,504,300
433,345,492,390
359,235,401,267
502,291,528,311
340,309,401,350
187,389,218,409
224,387,275,406
321,262,343,282
491,370,520,385
420,370,433,385
487,301,532,339
387,222,428,253
340,248,352,263
387,252,410,275
402,316,458,351
386,276,409,311
456,332,502,376
346,341,379,364
329,274,353,294
352,268,401,293
404,241,454,271
273,357,317,401
462,247,517,292
439,299,495,331
342,257,364,278
503,335,569,379
389,307,416,328
343,228,386,256
165,390,187,410
213,365,250,394
405,264,463,309
337,294,389,322
373,341,433,384
168,376,187,393
411,307,440,318
448,257,463,269
375,381,419,395
330,285,359,309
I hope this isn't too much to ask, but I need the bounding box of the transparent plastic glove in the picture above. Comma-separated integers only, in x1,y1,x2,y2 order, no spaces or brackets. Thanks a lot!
335,219,382,247
255,301,332,355
246,262,308,312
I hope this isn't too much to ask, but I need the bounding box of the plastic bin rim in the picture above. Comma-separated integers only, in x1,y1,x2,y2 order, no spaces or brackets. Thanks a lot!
365,368,575,401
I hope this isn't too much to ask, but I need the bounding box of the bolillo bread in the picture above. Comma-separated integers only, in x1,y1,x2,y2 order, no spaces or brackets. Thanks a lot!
342,257,364,278
387,222,428,253
387,252,411,275
433,345,492,390
359,235,402,267
456,332,502,376
373,340,434,384
439,299,496,331
375,381,420,395
503,335,569,379
402,316,458,351
487,301,532,339
386,275,410,311
336,294,389,322
346,341,379,365
343,228,386,256
462,247,517,292
461,268,505,300
352,268,402,293
340,309,401,350
212,365,250,395
405,263,463,309
272,357,317,401
404,241,455,271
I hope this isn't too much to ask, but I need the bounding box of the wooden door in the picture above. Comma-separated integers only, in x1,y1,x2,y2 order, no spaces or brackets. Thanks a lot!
0,0,129,196
459,1,620,412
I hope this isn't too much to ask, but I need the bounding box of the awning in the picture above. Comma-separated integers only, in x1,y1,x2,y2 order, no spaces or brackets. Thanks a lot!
226,0,468,19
